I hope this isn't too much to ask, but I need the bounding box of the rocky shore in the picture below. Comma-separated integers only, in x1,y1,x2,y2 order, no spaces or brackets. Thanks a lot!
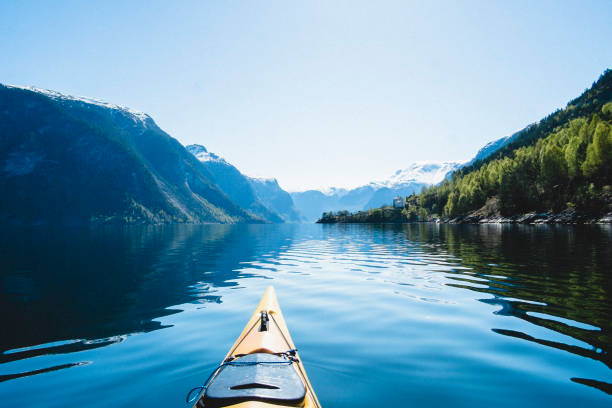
443,210,612,224
317,207,612,224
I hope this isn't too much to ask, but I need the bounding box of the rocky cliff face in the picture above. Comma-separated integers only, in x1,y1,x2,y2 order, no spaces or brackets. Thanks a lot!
186,144,303,223
247,177,303,223
186,144,284,223
0,85,259,225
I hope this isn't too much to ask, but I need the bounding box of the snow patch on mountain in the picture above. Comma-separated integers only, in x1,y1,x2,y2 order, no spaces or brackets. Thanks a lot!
303,161,464,194
374,161,464,187
185,144,227,163
467,130,522,165
5,84,150,123
290,161,465,222
319,186,349,197
248,176,279,185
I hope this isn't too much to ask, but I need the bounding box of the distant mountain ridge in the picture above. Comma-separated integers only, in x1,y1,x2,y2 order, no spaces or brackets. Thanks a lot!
186,144,302,223
185,144,284,222
291,115,573,223
291,161,462,222
375,161,462,186
0,84,262,224
248,177,303,223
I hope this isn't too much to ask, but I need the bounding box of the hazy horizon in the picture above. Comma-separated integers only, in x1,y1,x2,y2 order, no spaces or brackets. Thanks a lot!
2,1,611,191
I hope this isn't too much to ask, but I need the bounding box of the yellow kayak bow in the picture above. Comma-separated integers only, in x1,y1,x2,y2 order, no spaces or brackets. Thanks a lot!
192,287,321,408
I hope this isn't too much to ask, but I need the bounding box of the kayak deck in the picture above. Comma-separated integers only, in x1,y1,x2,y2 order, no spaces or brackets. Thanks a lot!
194,286,320,408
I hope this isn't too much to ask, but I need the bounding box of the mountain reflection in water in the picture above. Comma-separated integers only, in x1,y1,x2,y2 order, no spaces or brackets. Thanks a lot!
0,225,296,363
0,224,610,407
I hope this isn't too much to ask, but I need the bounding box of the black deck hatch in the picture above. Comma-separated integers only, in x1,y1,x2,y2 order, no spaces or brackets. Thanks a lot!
202,353,306,406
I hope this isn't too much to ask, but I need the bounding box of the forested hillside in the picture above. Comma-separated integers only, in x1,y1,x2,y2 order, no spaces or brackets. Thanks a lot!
0,85,261,224
422,71,611,218
320,70,612,223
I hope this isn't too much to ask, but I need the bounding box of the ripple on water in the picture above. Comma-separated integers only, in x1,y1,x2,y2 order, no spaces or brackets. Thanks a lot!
0,224,611,408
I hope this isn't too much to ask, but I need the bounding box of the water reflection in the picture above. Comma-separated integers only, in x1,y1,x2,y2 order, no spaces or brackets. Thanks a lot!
1,223,610,406
0,224,297,376
395,223,612,392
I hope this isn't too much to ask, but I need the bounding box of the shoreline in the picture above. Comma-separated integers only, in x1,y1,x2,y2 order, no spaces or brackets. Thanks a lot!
317,209,612,225
441,210,612,224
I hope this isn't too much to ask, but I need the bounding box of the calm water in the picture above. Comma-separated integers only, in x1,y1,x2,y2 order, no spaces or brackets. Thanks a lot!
0,224,611,407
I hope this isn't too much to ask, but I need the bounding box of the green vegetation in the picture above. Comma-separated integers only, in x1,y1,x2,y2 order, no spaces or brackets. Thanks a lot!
320,70,612,223
421,103,612,218
320,207,419,223
0,85,259,224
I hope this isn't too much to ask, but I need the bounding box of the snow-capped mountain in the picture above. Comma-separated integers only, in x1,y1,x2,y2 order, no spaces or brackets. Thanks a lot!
291,161,463,222
6,85,151,123
291,126,534,222
187,144,227,163
292,131,532,223
319,186,350,197
373,161,463,187
292,124,551,222
186,145,302,223
0,84,261,224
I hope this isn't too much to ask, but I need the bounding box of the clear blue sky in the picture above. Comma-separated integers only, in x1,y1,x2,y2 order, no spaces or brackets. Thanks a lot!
1,1,611,191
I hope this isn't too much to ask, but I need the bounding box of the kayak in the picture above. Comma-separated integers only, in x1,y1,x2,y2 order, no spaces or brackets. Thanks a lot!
189,286,321,408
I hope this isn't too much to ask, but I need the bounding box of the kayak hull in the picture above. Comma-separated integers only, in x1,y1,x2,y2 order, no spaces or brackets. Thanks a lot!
195,287,320,408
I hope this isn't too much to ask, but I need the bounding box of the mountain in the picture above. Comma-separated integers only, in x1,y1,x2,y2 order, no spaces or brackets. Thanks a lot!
381,162,463,186
320,69,612,223
0,84,261,225
247,177,303,223
466,132,521,166
462,69,612,173
291,162,462,222
186,144,302,223
186,144,283,222
423,69,612,218
290,190,343,223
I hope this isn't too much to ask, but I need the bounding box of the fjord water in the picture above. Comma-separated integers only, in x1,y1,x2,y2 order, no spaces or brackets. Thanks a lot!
0,224,610,407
